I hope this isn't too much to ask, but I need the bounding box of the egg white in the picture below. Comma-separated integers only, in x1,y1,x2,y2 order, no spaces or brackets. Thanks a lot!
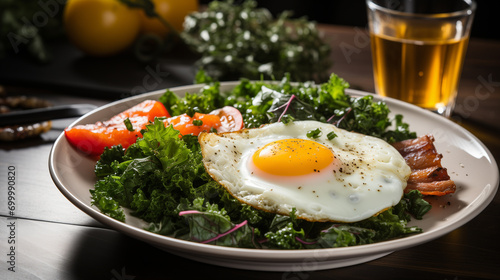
199,120,411,223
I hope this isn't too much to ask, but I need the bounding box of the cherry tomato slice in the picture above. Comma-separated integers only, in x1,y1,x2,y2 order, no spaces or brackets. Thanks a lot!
64,100,169,156
209,106,244,133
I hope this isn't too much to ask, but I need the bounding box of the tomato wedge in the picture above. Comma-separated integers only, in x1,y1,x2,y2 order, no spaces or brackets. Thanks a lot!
209,106,244,133
164,106,244,136
65,100,169,156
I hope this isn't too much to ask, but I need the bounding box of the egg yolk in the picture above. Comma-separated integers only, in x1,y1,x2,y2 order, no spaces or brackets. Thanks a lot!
252,139,335,176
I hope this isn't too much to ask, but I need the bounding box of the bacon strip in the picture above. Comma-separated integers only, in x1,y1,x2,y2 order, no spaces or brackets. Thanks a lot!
392,135,456,196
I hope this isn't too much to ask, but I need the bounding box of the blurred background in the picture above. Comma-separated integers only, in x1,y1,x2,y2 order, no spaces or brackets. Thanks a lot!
0,0,497,100
251,0,499,40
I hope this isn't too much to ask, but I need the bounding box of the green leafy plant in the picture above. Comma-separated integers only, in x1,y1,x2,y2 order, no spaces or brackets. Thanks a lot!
181,0,332,82
0,0,64,63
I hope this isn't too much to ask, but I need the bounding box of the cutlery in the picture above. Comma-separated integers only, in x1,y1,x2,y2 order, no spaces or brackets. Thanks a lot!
0,104,98,126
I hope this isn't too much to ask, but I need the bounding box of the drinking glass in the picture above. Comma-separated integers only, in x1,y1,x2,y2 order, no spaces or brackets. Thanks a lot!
367,0,476,117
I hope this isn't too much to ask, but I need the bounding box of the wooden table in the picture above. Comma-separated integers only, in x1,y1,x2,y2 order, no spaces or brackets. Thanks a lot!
1,24,499,280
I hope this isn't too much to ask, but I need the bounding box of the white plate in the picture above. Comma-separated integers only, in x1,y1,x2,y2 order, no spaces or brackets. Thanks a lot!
49,82,499,271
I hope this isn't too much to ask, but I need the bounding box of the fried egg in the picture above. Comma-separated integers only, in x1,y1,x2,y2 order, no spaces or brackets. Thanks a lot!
198,120,411,223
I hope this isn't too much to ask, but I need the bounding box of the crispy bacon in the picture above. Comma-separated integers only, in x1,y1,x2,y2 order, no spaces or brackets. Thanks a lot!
392,135,456,196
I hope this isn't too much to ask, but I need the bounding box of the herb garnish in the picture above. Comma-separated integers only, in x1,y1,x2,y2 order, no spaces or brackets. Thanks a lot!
124,118,134,131
306,128,322,139
192,119,203,126
327,131,338,140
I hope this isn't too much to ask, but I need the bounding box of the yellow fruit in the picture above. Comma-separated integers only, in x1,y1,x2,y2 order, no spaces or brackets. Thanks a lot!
138,0,198,37
64,0,140,56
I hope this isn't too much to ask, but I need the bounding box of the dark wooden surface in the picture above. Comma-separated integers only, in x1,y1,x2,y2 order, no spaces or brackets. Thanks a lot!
1,24,499,280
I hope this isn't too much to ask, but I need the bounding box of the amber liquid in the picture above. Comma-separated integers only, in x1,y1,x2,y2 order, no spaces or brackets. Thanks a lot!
371,33,468,114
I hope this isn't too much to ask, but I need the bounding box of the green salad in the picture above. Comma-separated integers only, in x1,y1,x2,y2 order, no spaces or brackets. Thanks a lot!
90,72,431,249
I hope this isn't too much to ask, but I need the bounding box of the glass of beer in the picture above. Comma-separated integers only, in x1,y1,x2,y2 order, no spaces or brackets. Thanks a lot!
366,0,476,118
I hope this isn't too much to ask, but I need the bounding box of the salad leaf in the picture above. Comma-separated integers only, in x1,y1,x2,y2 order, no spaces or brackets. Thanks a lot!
402,190,433,220
91,176,126,221
306,225,373,248
91,72,428,250
94,145,125,177
269,93,317,123
161,82,224,117
179,208,257,248
171,71,415,142
138,120,190,172
353,208,422,241
91,118,211,223
265,222,305,249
